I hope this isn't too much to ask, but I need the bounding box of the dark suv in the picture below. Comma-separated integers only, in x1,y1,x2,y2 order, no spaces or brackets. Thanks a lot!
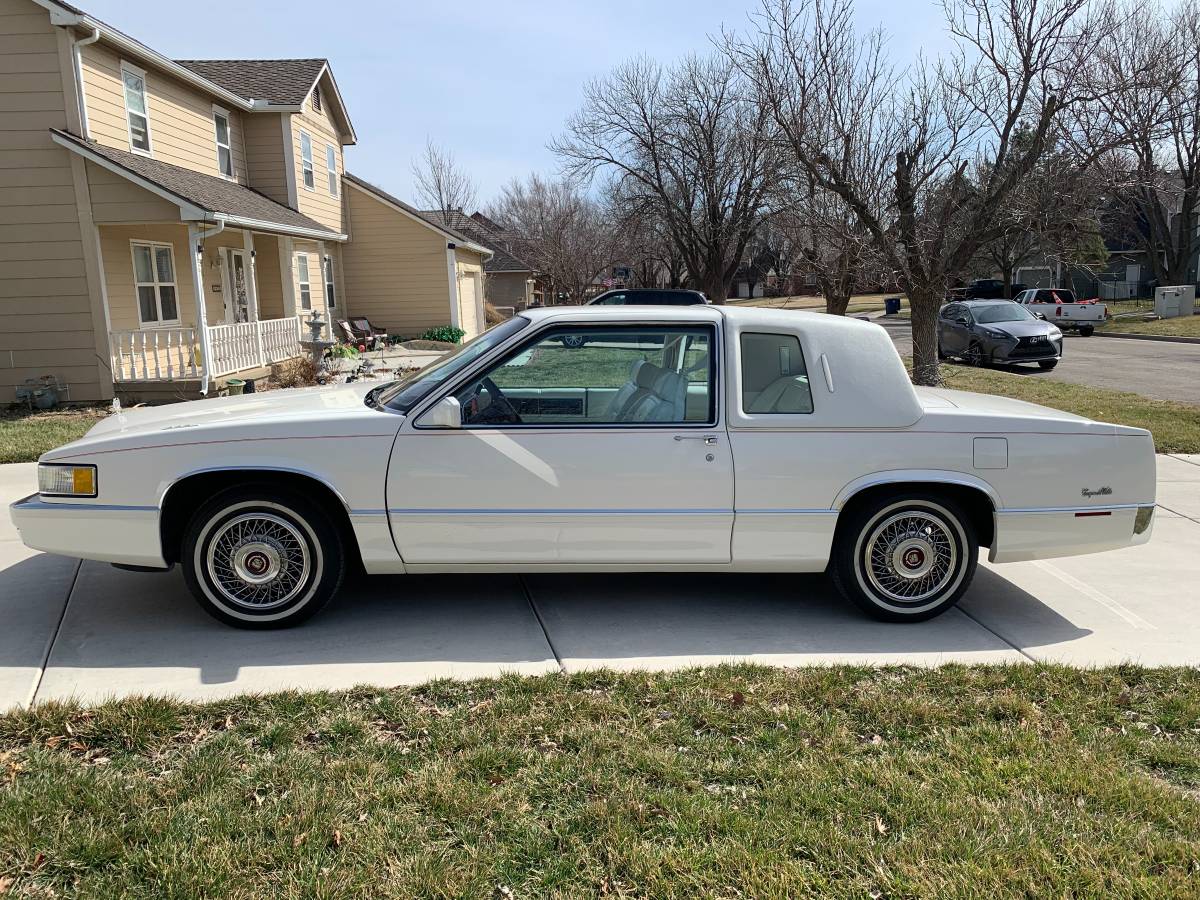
587,289,709,306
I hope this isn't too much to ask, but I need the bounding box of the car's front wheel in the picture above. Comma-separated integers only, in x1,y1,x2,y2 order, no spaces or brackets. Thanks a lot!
1079,324,1095,337
182,487,344,628
830,493,978,622
962,342,984,367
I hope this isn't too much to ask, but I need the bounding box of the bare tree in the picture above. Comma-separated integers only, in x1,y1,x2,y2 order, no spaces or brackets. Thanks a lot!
489,173,621,303
553,53,781,304
411,138,477,226
730,0,1107,384
1083,0,1200,287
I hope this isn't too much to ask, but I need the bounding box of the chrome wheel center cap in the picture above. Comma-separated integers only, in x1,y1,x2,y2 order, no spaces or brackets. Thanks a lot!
232,542,282,585
891,538,935,579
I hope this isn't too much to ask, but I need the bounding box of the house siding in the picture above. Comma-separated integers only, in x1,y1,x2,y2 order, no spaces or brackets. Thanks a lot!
242,111,290,207
0,0,105,402
486,271,532,308
290,80,344,233
79,40,249,184
341,182,452,337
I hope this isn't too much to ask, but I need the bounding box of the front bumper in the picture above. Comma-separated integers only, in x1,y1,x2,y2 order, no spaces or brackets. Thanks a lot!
9,494,166,568
986,336,1063,363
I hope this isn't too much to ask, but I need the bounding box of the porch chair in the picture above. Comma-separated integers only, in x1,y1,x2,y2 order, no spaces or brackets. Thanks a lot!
348,317,389,350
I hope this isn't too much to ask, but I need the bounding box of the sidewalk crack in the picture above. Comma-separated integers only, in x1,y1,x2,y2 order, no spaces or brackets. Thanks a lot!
518,575,565,674
25,558,81,708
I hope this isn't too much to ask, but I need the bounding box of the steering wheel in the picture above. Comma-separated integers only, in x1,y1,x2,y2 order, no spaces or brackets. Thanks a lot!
463,376,522,425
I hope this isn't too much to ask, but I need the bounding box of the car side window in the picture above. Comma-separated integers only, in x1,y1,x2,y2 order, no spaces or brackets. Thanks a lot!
740,332,813,414
597,293,627,305
452,325,715,426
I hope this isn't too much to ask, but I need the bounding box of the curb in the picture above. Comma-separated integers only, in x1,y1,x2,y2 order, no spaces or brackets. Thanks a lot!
1095,330,1200,345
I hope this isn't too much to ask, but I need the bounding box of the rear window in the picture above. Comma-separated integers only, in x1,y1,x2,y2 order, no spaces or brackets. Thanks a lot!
740,332,813,414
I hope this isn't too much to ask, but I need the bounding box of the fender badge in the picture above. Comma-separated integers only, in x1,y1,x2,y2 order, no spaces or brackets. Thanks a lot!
1081,486,1113,498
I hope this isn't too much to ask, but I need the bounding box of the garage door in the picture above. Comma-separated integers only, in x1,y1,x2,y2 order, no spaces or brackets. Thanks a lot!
458,270,480,338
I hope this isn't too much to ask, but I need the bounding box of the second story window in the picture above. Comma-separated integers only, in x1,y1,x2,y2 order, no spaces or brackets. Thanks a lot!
213,107,233,178
121,62,151,153
300,131,314,190
326,144,337,196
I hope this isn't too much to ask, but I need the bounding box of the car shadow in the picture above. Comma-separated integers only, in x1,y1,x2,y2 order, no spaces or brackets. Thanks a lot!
5,552,1093,698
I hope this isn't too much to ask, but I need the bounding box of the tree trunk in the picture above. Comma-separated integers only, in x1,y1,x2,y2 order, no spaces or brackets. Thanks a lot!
908,283,942,386
1001,267,1013,300
825,290,851,315
703,270,730,305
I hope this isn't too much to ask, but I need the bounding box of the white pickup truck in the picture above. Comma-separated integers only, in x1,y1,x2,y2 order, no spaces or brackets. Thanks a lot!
1012,288,1107,336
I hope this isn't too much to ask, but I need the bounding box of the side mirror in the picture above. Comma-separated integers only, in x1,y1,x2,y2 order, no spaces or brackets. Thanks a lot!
420,395,462,429
1035,312,1047,320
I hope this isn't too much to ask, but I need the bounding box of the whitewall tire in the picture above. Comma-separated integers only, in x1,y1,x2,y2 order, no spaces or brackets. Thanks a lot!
831,494,978,622
182,487,344,628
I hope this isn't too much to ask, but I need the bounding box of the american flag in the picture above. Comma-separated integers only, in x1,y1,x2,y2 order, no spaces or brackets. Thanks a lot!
603,277,614,288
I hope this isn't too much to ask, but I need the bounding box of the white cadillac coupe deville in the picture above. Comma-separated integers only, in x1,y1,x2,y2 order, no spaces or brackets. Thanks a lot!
10,307,1156,628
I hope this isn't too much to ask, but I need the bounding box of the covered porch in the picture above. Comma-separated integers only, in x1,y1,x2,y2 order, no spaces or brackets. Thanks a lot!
52,129,345,398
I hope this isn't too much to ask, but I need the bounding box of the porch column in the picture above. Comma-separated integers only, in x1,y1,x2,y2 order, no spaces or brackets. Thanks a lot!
243,230,259,323
188,223,214,395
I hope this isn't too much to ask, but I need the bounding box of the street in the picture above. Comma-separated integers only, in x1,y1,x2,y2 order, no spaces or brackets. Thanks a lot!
3,456,1199,708
878,319,1200,405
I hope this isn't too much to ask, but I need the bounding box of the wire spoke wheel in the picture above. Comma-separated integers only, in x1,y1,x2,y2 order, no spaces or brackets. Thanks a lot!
862,510,958,605
205,512,310,611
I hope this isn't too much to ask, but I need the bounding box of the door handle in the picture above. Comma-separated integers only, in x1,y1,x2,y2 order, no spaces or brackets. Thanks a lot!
674,434,719,444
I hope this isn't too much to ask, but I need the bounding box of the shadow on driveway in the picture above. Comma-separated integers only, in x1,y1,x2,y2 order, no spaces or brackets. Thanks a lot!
11,555,1093,704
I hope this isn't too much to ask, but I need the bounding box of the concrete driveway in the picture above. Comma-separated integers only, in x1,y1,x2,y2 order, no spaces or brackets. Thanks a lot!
3,456,1199,710
878,319,1200,405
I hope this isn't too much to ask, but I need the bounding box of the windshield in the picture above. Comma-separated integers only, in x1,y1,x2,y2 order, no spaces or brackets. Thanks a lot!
974,303,1036,324
377,316,529,413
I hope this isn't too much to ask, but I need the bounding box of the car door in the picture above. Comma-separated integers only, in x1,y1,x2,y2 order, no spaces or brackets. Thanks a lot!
385,320,734,565
939,304,969,354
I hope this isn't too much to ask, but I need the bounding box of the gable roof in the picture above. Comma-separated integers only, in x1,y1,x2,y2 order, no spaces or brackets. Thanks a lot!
343,174,493,258
32,1,356,142
175,59,327,106
51,129,343,240
417,209,536,274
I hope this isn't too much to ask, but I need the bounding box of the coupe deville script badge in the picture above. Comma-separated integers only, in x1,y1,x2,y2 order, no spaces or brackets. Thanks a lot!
1081,486,1113,498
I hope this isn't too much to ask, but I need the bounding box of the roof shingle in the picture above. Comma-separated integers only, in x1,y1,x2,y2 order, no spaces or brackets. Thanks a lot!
52,129,339,237
174,59,327,105
417,209,535,274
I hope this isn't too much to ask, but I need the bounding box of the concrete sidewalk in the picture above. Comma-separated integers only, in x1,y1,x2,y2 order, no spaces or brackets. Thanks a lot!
2,456,1198,710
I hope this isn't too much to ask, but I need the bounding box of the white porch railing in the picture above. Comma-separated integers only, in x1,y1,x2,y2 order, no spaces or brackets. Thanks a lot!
110,316,304,382
209,316,304,377
109,327,199,381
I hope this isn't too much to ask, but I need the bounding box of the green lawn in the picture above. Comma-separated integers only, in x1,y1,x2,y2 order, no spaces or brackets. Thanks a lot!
1,666,1198,898
1102,314,1200,338
0,407,107,464
931,363,1200,453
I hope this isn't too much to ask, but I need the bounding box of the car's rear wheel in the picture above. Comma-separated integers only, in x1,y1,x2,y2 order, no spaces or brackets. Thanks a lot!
182,487,344,628
1038,359,1059,370
830,493,978,622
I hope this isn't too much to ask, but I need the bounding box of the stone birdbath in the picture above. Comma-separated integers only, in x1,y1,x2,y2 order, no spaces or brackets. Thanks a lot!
299,310,336,379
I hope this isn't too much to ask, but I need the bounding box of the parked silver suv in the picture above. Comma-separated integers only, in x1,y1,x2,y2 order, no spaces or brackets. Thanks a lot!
938,300,1063,369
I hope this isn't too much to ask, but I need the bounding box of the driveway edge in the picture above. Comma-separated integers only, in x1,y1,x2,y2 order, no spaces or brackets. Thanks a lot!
1095,330,1200,344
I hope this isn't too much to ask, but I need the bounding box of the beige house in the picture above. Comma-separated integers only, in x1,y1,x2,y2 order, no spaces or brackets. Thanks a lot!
0,0,486,404
342,175,490,339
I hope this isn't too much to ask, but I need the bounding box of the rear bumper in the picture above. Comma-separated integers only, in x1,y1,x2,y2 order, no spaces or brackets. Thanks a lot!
8,494,166,568
990,504,1155,563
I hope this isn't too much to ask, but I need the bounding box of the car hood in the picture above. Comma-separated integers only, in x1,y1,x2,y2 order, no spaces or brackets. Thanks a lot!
977,319,1057,338
43,382,387,459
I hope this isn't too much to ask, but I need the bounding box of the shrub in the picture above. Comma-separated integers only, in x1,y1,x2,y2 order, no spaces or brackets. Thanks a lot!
327,343,359,359
420,325,466,344
275,357,319,388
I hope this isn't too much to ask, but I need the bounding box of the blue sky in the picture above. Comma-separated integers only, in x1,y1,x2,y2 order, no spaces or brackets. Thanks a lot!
83,0,951,208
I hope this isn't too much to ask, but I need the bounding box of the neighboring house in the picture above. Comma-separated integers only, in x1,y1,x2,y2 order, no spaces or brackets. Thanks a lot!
342,175,491,339
428,210,542,309
0,0,483,405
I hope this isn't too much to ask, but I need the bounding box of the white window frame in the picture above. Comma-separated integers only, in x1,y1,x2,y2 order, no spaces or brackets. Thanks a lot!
299,130,315,191
130,240,180,327
323,255,336,310
212,104,234,179
120,61,153,156
325,143,338,196
297,253,312,310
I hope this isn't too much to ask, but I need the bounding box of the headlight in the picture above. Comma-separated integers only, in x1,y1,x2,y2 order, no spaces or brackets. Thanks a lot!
1048,327,1062,339
38,463,97,498
981,327,1009,339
